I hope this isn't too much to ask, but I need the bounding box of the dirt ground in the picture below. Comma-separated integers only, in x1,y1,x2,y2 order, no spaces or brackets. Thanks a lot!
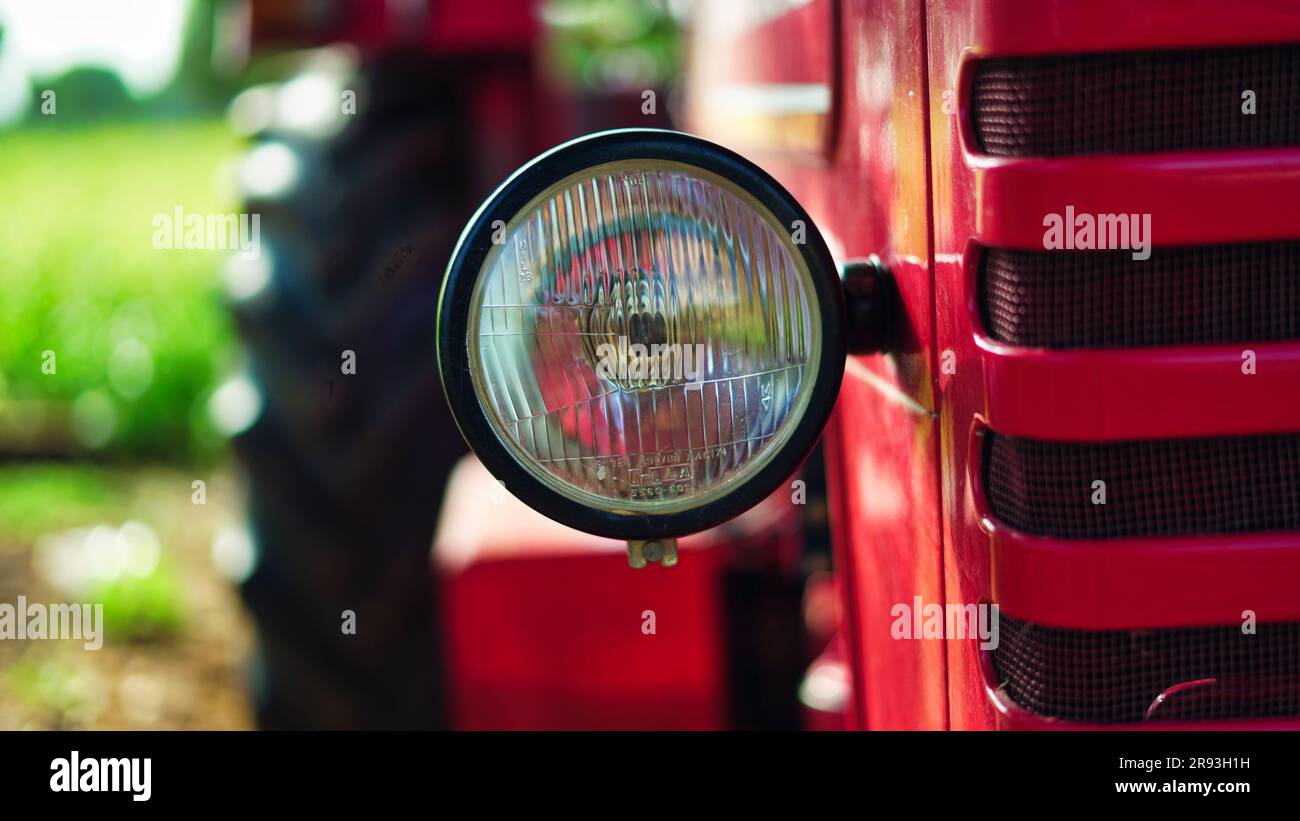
0,465,254,729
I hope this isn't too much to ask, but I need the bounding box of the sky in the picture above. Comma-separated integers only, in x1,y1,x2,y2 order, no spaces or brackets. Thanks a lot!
0,0,192,122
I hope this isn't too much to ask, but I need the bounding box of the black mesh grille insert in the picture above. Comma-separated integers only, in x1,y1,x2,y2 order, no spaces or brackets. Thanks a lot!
993,615,1300,723
979,243,1300,350
983,432,1300,540
971,44,1300,157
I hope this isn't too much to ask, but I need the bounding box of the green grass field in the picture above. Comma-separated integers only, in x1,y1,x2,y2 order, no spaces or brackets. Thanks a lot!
0,120,241,462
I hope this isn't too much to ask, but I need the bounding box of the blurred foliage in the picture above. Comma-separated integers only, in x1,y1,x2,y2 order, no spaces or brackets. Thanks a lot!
0,3,251,731
0,462,185,640
6,659,87,719
0,121,240,462
0,463,124,541
543,0,681,90
94,563,186,640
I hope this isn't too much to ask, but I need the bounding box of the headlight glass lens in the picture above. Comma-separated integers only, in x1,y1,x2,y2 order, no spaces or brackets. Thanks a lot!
468,159,821,513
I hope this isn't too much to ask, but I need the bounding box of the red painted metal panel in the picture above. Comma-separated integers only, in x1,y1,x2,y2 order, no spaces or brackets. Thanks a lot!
966,152,1300,249
928,0,1300,729
682,0,1300,731
967,0,1300,56
688,0,946,730
976,338,1300,441
989,531,1300,630
435,456,801,729
963,240,1300,441
967,423,1300,628
441,551,730,730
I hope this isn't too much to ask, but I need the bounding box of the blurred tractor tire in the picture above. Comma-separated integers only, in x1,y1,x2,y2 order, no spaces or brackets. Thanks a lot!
227,52,476,729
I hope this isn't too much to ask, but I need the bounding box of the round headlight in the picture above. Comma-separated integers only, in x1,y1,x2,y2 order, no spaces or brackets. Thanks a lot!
438,129,844,546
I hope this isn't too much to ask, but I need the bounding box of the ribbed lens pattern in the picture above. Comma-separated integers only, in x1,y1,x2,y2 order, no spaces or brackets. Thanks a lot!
469,162,816,511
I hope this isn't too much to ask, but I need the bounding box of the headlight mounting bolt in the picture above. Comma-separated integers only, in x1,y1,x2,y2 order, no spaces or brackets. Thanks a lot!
627,538,679,569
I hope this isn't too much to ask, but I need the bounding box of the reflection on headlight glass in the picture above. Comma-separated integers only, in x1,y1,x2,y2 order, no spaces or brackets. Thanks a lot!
468,160,820,513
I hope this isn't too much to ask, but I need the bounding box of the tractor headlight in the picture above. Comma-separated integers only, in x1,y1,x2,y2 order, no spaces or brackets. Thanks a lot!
438,129,845,558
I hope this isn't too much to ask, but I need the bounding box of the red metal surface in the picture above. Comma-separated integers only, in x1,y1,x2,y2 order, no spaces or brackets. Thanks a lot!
965,152,1300,248
964,0,1300,56
692,0,1300,730
440,551,730,730
968,421,1300,629
688,0,946,730
928,0,1300,730
976,337,1300,441
434,456,801,730
965,242,1300,440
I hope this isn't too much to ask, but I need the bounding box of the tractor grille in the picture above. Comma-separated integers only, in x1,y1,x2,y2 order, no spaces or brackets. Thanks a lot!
993,614,1300,723
979,243,1300,349
983,432,1300,540
971,44,1300,157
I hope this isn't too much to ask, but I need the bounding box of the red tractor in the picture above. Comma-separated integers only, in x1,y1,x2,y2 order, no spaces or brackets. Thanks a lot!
235,0,1300,731
232,0,816,731
683,0,1300,730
